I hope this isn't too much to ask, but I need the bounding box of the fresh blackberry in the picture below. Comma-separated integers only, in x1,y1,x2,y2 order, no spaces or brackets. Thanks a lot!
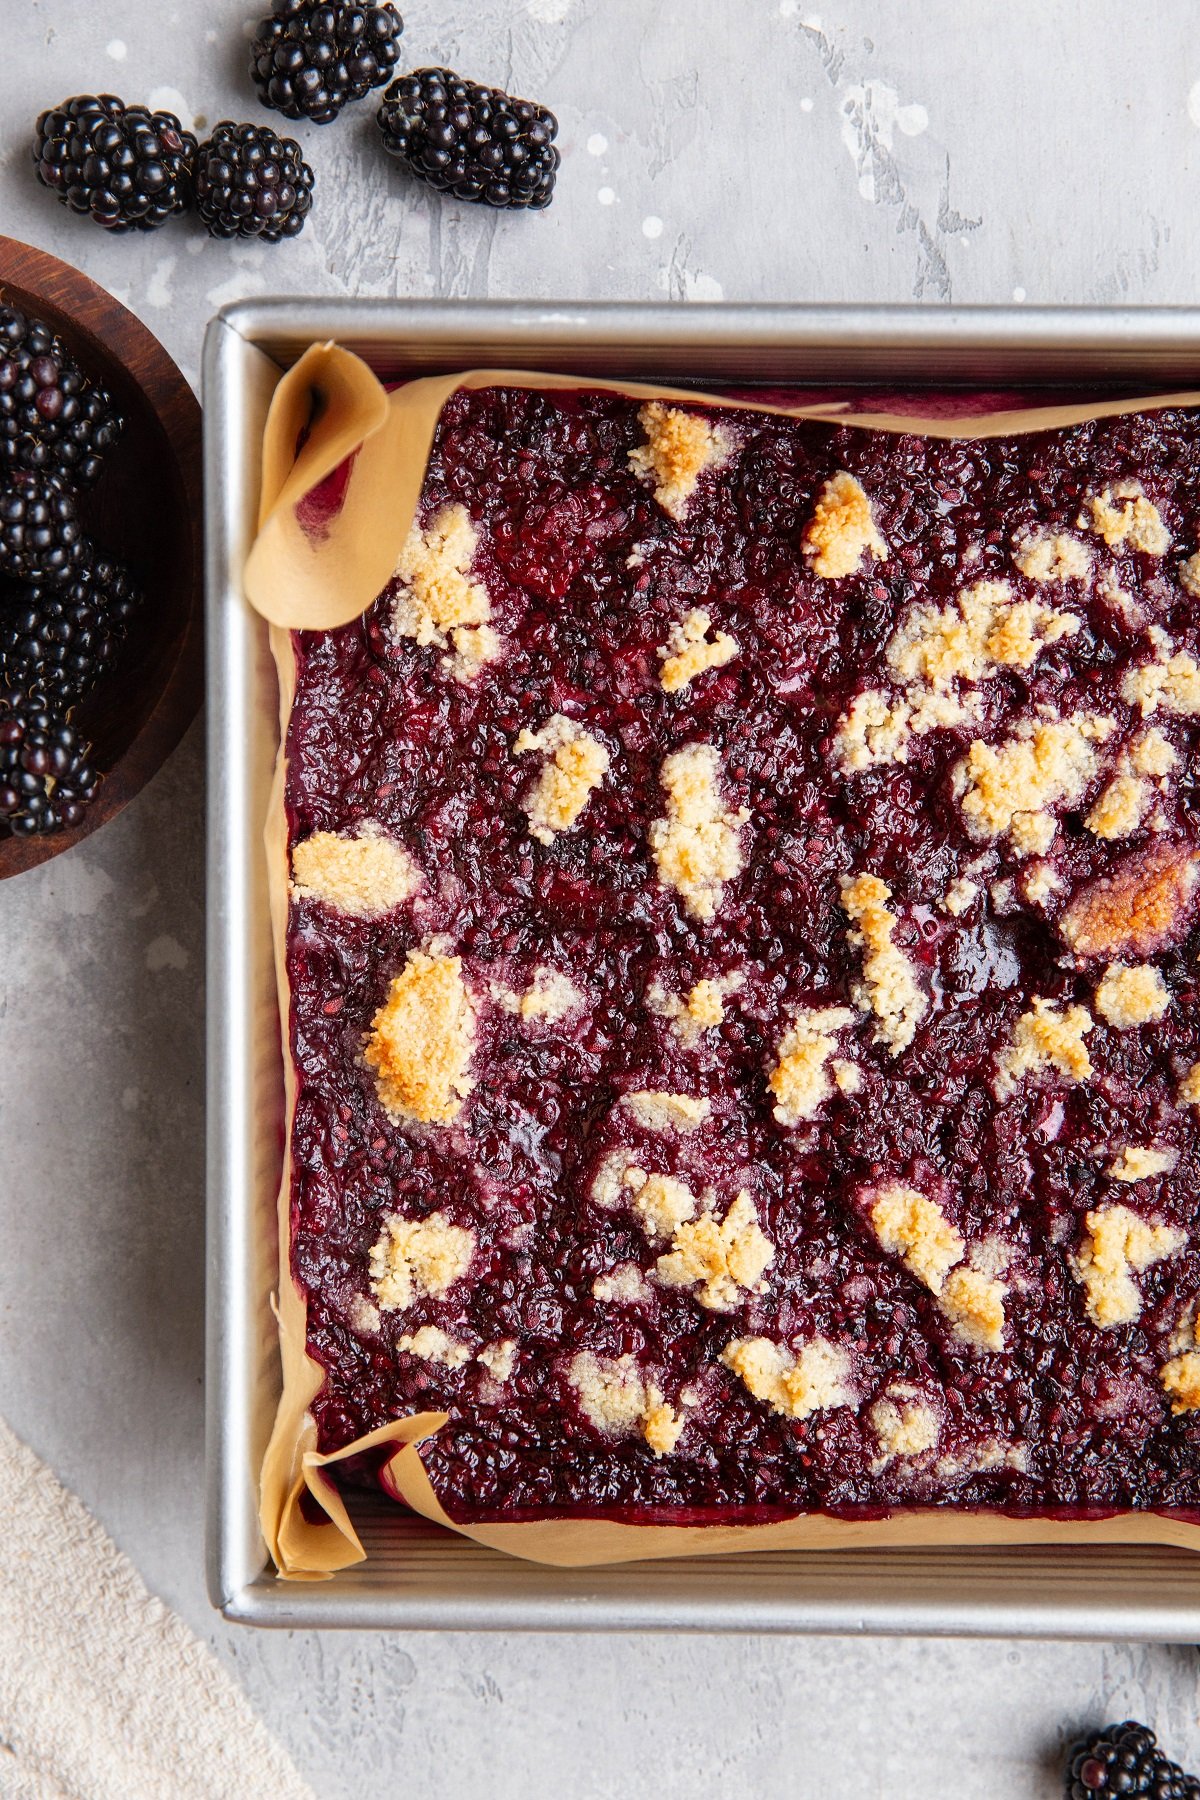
0,305,122,488
251,1,403,124
0,552,140,709
0,474,84,585
33,94,196,232
0,691,98,836
194,121,315,240
376,68,559,210
1066,1721,1200,1797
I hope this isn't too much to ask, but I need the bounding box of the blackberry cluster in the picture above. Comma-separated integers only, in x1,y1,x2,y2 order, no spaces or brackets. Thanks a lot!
0,474,84,585
251,1,404,124
194,121,315,240
1066,1722,1200,1798
0,691,97,836
0,305,122,488
0,552,140,710
33,94,196,232
377,68,560,209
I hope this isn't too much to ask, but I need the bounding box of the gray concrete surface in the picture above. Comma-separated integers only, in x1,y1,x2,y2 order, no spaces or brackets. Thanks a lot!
3,2,1200,1795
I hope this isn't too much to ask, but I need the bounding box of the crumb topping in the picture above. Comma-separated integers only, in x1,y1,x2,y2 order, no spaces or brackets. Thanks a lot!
803,471,888,579
840,873,928,1055
649,971,743,1044
870,1391,940,1462
592,1262,650,1304
1060,843,1199,960
477,1339,517,1381
1022,862,1061,906
886,578,1078,689
953,711,1114,853
567,1351,684,1455
1107,1144,1179,1183
625,1168,699,1241
722,1336,856,1421
391,503,498,682
768,1004,857,1125
1180,1063,1200,1109
868,1184,965,1293
1085,770,1151,841
832,686,978,772
940,877,978,917
1094,962,1170,1029
628,402,728,519
369,1211,475,1313
1131,727,1178,777
994,997,1094,1099
495,965,583,1022
939,1266,1007,1352
514,715,610,845
291,823,420,918
396,1324,472,1368
621,1090,710,1132
1179,552,1200,599
655,1190,774,1311
1160,1351,1200,1414
1084,482,1171,555
649,743,748,921
1012,531,1093,583
1120,639,1200,718
364,949,476,1124
659,608,739,693
1071,1204,1184,1328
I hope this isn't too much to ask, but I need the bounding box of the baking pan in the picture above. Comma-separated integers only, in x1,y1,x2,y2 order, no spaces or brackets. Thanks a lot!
205,298,1200,1632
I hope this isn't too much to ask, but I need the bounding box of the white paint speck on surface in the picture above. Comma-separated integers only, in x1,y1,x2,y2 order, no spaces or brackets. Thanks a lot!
897,102,929,136
597,186,615,205
800,96,814,112
105,38,127,60
1013,285,1027,301
145,257,176,310
147,86,191,124
145,934,189,973
840,82,932,201
527,0,570,19
642,214,664,238
586,132,608,156
205,272,267,309
1189,79,1200,126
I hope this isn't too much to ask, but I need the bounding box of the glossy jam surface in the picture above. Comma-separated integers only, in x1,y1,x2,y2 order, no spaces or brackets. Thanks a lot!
285,388,1200,1523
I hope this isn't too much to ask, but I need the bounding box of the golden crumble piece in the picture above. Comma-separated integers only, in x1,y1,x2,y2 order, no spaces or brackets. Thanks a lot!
722,1335,856,1422
566,1352,685,1457
476,1340,517,1382
1107,1144,1179,1183
591,1262,650,1305
1094,962,1170,1029
494,965,583,1023
364,949,476,1124
290,822,421,919
659,608,740,694
1130,727,1178,778
1120,640,1200,718
939,1266,1007,1352
1179,1063,1200,1109
1160,1351,1200,1414
620,1090,710,1132
395,1324,472,1368
1012,530,1093,584
832,686,978,772
1085,771,1150,842
994,997,1094,1099
869,1184,965,1294
626,1169,699,1242
953,712,1114,852
803,471,888,579
1072,1204,1184,1328
391,503,499,683
1022,862,1061,906
1179,552,1200,599
648,742,748,922
649,971,743,1044
939,877,979,917
1059,842,1199,961
368,1210,475,1313
768,1005,857,1126
641,1386,686,1456
870,1390,940,1463
1084,482,1171,555
628,402,730,519
840,873,928,1055
514,715,610,845
655,1190,774,1311
886,579,1078,690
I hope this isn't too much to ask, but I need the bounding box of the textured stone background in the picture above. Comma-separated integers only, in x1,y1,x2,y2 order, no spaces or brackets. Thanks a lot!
3,3,1200,1795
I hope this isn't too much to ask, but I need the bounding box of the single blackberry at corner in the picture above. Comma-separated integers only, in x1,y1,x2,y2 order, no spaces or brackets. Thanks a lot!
0,474,84,585
1066,1721,1200,1798
0,551,140,710
194,121,315,240
0,305,122,488
251,1,404,124
376,68,559,210
33,95,197,232
0,691,97,836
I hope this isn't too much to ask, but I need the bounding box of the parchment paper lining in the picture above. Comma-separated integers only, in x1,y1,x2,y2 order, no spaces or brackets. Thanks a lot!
252,344,1200,1578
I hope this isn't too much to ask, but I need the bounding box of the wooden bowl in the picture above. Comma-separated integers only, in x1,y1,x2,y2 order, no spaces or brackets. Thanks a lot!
0,235,203,879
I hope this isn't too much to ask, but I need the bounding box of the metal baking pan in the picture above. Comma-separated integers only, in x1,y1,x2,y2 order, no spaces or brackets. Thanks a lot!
205,298,1200,1632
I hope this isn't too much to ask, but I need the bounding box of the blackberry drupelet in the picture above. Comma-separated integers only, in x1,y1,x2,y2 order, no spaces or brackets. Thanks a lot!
33,95,196,232
194,121,315,240
1066,1721,1200,1797
250,1,403,124
376,68,559,210
0,474,84,585
0,305,122,488
0,690,97,835
0,551,140,709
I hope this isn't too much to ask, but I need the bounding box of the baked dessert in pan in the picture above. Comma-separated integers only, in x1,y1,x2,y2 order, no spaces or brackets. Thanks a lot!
278,383,1200,1534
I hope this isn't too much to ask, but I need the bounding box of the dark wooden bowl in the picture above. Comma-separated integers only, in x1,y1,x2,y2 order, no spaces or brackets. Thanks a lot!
0,235,203,879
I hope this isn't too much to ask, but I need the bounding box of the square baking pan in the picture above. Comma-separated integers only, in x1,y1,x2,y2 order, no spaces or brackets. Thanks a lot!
205,297,1200,1632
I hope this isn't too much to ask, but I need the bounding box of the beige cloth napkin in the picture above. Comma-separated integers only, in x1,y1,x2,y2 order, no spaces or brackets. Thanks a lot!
0,1414,314,1800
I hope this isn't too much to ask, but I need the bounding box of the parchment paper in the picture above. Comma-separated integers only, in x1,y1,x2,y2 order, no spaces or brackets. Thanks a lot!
251,343,1200,1577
